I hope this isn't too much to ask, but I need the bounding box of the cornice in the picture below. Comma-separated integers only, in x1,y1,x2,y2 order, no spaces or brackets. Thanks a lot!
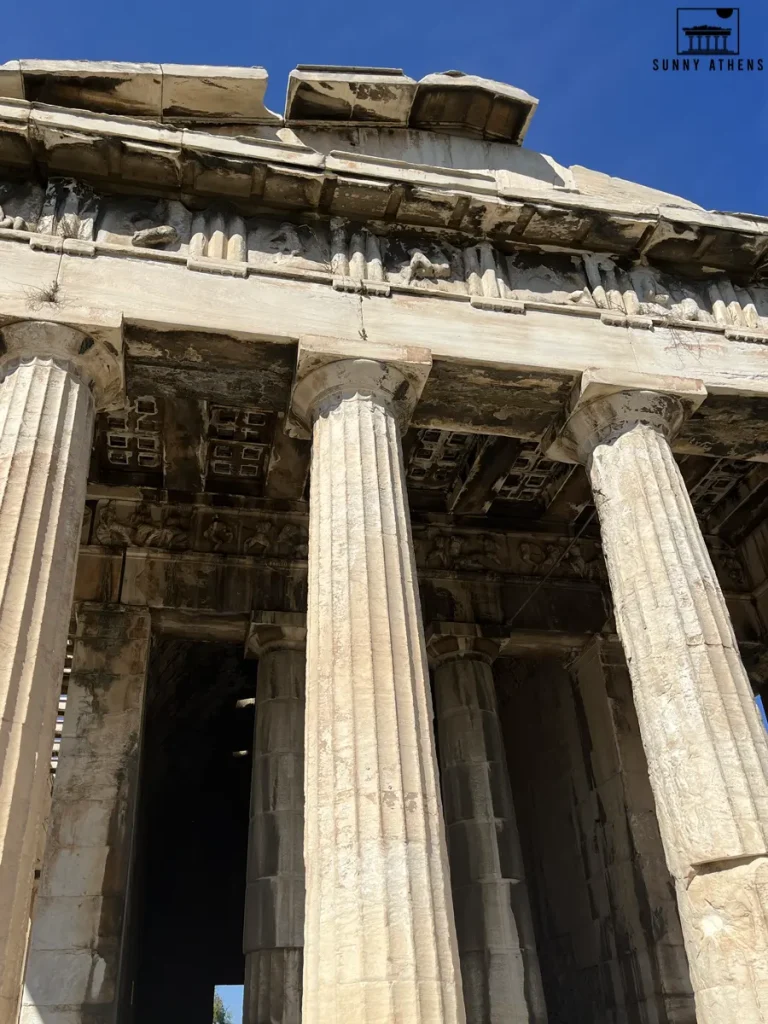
2,99,767,278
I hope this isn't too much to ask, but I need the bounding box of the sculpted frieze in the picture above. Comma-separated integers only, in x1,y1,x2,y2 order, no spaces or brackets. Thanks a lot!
411,526,606,581
91,499,310,560
88,500,743,593
3,175,768,333
88,499,606,581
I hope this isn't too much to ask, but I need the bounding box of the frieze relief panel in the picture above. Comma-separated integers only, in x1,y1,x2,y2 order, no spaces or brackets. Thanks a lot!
3,176,768,334
412,527,606,581
87,497,608,580
86,499,752,591
91,500,309,559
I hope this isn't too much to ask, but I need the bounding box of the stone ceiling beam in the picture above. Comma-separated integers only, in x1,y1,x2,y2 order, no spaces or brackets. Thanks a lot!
447,435,523,514
706,462,768,541
162,396,206,494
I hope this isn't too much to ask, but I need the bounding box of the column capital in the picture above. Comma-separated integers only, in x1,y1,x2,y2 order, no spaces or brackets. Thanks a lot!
0,319,124,411
245,611,307,658
425,621,501,667
285,334,431,438
544,367,706,465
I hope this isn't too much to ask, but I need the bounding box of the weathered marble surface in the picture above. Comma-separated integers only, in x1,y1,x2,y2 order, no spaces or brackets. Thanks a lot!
549,372,768,1023
296,350,465,1024
0,336,95,1024
20,607,151,1024
0,320,121,1024
243,620,306,1024
428,625,547,1023
3,176,768,334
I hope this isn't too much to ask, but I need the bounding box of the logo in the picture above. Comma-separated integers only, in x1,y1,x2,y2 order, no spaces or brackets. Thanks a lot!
653,6,762,70
677,7,739,55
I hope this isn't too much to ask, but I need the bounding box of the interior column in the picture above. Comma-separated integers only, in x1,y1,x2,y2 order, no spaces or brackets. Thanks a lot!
20,605,152,1024
0,321,122,1024
547,370,768,1024
290,340,465,1024
427,623,547,1024
243,612,307,1024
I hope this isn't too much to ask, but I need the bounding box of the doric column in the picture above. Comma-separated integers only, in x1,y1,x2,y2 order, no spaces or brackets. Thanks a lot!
568,636,694,1021
0,320,122,1024
426,624,547,1024
547,369,768,1024
243,612,307,1024
289,337,465,1024
21,606,151,1024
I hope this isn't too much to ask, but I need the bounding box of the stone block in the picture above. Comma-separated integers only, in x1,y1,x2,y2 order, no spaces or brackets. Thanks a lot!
22,947,118,1005
285,65,416,126
0,61,24,100
160,64,279,122
74,548,122,604
410,71,537,144
26,895,122,952
18,60,162,117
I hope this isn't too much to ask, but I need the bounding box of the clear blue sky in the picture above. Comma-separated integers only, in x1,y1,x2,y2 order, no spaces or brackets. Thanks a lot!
2,0,767,214
216,985,243,1024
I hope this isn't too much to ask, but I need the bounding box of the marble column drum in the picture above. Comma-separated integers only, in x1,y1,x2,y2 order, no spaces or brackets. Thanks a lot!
290,346,465,1024
0,320,123,1024
243,614,306,1024
548,371,768,1024
427,625,547,1024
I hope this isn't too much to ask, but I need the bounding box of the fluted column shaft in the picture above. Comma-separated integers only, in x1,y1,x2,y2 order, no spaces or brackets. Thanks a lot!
244,640,305,1024
550,376,768,1023
0,357,95,1024
431,644,547,1024
300,355,464,1024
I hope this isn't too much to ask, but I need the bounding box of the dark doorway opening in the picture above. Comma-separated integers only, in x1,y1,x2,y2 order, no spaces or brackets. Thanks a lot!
128,640,255,1024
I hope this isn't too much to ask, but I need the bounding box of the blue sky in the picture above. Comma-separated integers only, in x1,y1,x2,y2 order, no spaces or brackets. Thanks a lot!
2,0,767,214
216,985,243,1024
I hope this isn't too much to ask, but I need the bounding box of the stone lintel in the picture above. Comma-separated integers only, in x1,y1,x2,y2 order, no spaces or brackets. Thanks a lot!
75,601,151,639
286,334,431,439
545,367,707,464
244,610,307,659
0,318,124,411
425,621,501,666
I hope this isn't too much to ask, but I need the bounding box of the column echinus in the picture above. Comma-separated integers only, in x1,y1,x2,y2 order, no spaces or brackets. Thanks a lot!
243,612,307,1024
546,368,768,1024
288,337,466,1024
0,319,123,1024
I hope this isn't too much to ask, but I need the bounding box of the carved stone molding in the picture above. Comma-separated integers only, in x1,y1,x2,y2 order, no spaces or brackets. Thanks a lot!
287,335,432,439
545,368,707,465
0,319,124,411
244,610,307,658
5,176,768,338
424,621,500,665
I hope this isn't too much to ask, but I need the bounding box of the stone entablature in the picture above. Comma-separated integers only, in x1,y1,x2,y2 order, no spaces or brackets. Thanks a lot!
1,100,766,276
86,494,610,579
2,175,768,341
